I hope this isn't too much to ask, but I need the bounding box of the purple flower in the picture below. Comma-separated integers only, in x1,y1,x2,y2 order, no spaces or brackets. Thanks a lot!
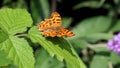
107,32,120,56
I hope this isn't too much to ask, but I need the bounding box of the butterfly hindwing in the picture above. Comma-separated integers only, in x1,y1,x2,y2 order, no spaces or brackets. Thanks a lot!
42,29,57,37
57,28,75,37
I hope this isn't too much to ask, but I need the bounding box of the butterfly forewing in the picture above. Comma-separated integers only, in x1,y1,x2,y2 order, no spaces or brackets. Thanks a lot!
38,12,61,31
38,19,53,31
50,12,62,28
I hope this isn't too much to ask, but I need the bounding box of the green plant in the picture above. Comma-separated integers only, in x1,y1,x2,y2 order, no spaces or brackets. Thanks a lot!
1,0,120,68
0,8,86,68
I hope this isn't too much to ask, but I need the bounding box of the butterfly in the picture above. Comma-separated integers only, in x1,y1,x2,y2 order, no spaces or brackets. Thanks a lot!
38,12,75,37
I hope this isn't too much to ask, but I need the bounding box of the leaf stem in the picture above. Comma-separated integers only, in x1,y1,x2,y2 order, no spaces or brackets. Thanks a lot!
16,34,27,37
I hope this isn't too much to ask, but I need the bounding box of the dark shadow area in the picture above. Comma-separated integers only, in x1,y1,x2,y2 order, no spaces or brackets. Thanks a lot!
57,0,109,27
114,63,120,68
96,51,110,56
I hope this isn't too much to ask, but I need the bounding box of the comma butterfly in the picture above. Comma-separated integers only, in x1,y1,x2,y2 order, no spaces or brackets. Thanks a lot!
38,12,75,37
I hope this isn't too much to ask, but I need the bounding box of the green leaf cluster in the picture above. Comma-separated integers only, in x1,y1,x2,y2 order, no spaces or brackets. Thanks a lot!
1,0,120,68
0,8,35,68
0,7,86,68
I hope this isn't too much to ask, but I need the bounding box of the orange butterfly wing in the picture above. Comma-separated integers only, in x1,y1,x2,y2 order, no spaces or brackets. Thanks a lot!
38,12,75,37
57,28,75,37
38,12,61,31
42,29,57,37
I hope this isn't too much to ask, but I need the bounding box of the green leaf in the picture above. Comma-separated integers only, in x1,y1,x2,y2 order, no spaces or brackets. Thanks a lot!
0,29,8,43
90,55,108,68
88,43,110,53
8,64,18,68
114,0,120,5
83,33,113,43
110,52,120,64
35,48,64,68
0,8,34,68
70,40,88,53
62,17,73,28
71,16,112,40
30,0,50,23
3,0,12,4
110,20,120,32
0,8,32,35
28,26,86,68
73,0,105,9
0,36,35,68
0,50,11,66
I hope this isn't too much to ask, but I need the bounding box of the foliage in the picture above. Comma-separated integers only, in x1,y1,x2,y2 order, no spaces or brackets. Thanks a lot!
0,8,34,68
0,0,120,68
28,26,86,68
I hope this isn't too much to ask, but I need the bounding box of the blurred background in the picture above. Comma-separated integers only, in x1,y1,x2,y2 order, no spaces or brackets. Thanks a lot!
1,0,120,68
1,0,117,24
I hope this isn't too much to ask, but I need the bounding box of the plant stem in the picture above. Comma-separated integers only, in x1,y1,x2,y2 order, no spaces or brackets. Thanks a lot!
16,34,27,37
51,0,56,13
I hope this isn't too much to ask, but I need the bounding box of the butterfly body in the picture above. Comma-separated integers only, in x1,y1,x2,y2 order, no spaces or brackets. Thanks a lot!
38,12,75,37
